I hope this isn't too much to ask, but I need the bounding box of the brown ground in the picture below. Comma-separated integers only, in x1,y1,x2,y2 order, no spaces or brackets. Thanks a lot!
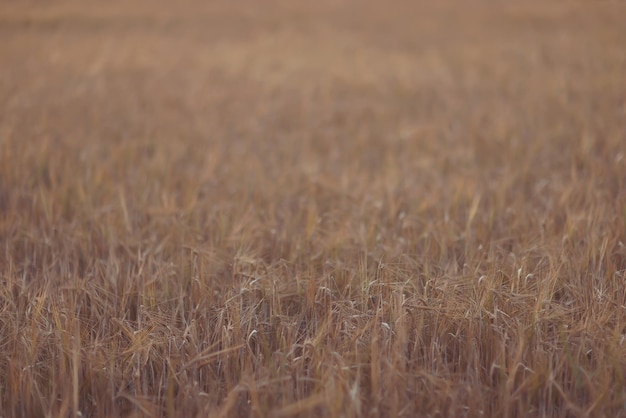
1,1,626,417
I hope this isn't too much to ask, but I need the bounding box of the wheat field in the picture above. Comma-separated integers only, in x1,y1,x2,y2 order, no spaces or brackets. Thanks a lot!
1,1,626,417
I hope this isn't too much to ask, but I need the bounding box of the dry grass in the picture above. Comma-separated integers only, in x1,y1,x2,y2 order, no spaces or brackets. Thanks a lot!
1,1,626,417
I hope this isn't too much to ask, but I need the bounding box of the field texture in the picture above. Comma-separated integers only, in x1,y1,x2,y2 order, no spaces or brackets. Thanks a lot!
1,1,626,417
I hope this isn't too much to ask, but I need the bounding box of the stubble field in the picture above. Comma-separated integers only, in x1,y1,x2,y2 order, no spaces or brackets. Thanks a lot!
1,1,626,417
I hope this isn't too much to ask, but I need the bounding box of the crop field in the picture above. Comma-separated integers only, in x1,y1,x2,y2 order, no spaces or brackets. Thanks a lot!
1,1,626,417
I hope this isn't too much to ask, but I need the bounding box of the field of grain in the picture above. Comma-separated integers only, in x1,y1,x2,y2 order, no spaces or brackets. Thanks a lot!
1,1,626,417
